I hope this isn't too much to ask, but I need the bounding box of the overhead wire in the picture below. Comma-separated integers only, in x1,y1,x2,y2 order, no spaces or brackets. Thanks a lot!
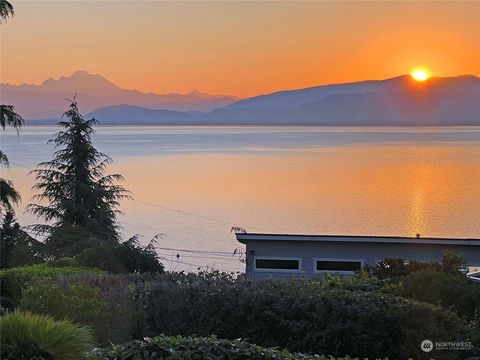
158,256,238,273
6,159,249,272
8,160,259,234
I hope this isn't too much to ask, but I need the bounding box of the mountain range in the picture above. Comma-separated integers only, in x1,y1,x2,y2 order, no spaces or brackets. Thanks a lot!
1,71,239,118
209,75,480,126
3,71,479,126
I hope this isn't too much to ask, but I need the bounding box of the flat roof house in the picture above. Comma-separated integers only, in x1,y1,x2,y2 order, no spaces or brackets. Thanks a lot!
235,233,480,281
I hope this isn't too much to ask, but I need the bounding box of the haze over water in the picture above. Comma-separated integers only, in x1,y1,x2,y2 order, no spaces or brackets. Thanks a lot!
2,126,479,272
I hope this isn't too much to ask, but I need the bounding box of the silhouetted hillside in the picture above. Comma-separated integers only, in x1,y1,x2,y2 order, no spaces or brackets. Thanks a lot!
25,75,480,125
2,71,239,119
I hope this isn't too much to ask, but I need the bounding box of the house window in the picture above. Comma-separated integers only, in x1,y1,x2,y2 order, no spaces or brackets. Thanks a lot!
254,257,301,272
314,259,362,274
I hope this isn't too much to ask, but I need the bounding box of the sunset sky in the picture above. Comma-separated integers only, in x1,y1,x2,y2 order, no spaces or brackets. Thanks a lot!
1,1,479,97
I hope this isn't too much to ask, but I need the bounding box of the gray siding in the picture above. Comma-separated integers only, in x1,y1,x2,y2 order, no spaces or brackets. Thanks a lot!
243,240,480,281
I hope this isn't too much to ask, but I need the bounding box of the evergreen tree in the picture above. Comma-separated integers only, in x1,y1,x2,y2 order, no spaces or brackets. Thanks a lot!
0,1,24,213
27,98,130,242
0,179,21,212
0,106,23,213
0,105,23,130
0,0,14,22
0,211,44,268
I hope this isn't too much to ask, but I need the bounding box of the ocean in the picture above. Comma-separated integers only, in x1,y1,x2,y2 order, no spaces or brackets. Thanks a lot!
2,125,479,271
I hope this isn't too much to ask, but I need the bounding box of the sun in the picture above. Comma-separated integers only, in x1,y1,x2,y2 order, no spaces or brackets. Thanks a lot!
411,68,430,82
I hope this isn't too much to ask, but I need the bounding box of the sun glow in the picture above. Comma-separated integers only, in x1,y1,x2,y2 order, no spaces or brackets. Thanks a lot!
411,68,430,82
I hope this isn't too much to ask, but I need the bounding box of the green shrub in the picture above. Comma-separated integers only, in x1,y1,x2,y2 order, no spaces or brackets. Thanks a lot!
466,315,480,357
0,262,102,306
20,271,470,359
365,251,467,279
397,269,480,319
0,310,93,360
77,236,164,274
47,257,81,267
91,334,373,360
42,225,165,274
18,271,243,343
20,273,135,344
136,276,464,360
1,211,46,269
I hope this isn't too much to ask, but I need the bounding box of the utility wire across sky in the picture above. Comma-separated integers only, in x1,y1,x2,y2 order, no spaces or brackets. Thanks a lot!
7,160,249,272
8,160,257,233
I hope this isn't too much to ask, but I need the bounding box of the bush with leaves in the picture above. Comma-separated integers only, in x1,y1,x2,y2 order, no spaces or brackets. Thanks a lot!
0,310,93,360
396,269,480,319
38,225,111,259
363,253,480,321
0,262,102,307
19,271,473,359
91,334,374,360
365,251,467,279
466,314,480,357
1,211,45,269
20,273,136,344
77,234,164,274
137,277,465,360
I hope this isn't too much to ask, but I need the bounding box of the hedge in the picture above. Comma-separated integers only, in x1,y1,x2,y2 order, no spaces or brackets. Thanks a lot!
137,277,466,360
395,269,480,319
90,334,378,360
20,272,469,359
0,261,103,307
20,273,134,344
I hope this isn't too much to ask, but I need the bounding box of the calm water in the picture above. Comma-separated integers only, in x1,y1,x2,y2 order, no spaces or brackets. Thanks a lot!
2,126,480,271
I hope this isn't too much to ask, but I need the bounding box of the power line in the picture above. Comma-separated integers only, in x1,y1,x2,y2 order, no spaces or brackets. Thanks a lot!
8,159,260,233
158,256,238,273
154,246,235,255
157,252,243,262
131,198,261,231
6,158,257,270
6,156,249,273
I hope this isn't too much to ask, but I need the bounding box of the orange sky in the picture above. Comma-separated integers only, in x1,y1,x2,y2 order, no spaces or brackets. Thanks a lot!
1,1,479,97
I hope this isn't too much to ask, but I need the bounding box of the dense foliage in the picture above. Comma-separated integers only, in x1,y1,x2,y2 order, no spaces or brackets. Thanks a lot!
0,102,23,212
20,273,135,344
27,99,129,242
0,310,93,360
365,252,467,279
0,261,103,307
76,234,164,273
1,212,45,269
136,276,465,360
17,271,474,359
0,104,23,131
91,335,372,360
0,0,14,22
15,99,164,274
0,179,21,212
397,269,480,319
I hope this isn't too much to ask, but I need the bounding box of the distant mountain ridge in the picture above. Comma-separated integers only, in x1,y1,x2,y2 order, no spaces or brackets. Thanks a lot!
2,70,239,118
11,73,480,125
84,74,480,126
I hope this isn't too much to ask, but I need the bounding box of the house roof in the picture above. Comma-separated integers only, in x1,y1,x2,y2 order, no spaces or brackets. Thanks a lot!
235,233,480,246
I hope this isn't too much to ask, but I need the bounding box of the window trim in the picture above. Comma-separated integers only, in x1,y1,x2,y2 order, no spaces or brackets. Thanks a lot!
254,256,302,273
313,257,363,275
